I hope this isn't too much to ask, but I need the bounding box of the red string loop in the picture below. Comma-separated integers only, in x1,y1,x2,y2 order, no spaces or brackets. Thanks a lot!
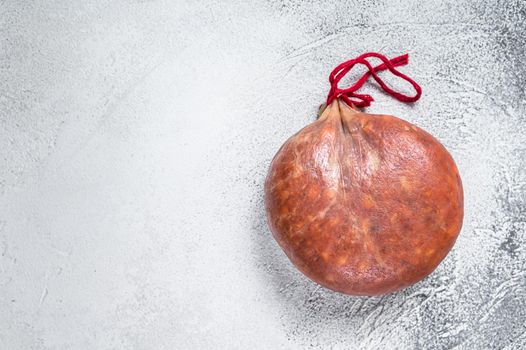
326,52,422,108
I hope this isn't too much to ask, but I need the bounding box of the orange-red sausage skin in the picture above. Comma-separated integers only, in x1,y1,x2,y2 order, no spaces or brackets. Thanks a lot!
264,100,464,296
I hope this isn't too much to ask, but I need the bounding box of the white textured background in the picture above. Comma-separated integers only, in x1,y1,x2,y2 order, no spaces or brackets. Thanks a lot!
1,1,525,349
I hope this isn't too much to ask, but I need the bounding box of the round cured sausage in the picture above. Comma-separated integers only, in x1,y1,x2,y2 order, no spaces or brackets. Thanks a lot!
264,100,463,295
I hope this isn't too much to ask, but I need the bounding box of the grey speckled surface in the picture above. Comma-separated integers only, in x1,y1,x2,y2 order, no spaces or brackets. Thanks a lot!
1,0,525,349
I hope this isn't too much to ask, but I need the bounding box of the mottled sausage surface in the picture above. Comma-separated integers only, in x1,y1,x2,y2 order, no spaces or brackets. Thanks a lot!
265,100,463,295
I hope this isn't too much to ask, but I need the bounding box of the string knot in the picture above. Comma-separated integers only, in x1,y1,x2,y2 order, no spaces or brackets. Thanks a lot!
326,52,422,108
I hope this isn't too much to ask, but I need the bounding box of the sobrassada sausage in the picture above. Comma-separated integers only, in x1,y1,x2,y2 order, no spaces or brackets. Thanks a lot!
264,100,463,295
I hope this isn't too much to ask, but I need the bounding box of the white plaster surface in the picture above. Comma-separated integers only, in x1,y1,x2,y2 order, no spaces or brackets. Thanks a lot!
1,0,525,349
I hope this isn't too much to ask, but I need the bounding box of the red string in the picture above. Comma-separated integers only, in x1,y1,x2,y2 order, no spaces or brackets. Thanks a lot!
326,52,422,108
